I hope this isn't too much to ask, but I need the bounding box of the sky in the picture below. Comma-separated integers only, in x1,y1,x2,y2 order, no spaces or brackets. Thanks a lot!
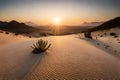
0,0,120,25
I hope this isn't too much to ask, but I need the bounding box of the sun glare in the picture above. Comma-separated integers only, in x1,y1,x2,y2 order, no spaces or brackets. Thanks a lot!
53,17,61,25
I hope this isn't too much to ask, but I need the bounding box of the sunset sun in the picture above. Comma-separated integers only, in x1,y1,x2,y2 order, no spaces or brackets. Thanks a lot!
53,17,61,25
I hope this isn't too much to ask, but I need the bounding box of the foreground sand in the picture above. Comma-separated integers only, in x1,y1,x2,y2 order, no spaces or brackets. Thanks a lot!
0,34,120,80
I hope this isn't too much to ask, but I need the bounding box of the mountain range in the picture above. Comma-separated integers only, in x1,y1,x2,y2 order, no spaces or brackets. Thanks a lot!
0,21,8,27
0,17,120,35
90,17,120,32
0,20,40,34
24,21,39,27
81,22,104,26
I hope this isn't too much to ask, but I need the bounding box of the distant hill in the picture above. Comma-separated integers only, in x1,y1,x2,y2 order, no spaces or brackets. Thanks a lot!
81,22,103,26
0,21,8,27
0,20,40,34
24,21,39,27
90,17,120,32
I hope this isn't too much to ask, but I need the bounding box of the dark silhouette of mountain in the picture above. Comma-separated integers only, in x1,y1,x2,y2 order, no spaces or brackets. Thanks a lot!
0,20,40,34
0,21,8,27
90,17,120,32
24,21,39,27
81,21,104,26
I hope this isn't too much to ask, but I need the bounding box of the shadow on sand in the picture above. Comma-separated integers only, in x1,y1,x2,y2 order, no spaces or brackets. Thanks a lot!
18,52,46,80
78,37,120,59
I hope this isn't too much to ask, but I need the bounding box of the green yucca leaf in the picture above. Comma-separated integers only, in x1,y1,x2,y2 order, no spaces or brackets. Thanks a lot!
42,41,46,48
32,39,51,53
45,44,51,50
44,41,48,48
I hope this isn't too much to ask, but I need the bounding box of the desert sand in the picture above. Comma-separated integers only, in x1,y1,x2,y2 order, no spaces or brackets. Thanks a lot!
0,33,120,80
0,33,30,45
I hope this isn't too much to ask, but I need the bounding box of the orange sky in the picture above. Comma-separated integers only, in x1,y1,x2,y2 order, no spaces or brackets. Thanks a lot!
0,0,119,25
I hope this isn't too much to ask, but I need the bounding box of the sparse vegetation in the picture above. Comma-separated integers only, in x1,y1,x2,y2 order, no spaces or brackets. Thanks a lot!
39,33,47,37
110,32,116,36
84,32,92,39
104,33,107,35
15,33,18,35
100,35,103,37
110,32,118,38
97,43,100,45
114,35,118,38
117,39,120,41
29,36,31,38
31,39,51,53
104,45,110,49
27,33,30,34
5,32,9,34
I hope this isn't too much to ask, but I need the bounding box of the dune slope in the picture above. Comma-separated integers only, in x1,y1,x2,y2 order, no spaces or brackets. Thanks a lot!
0,35,120,80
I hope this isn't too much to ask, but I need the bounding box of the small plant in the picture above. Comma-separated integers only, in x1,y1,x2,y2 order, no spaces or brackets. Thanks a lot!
15,33,18,35
100,35,103,37
97,43,100,45
110,32,116,36
114,35,118,38
29,36,31,38
31,39,51,53
84,32,92,39
5,32,9,34
104,33,107,35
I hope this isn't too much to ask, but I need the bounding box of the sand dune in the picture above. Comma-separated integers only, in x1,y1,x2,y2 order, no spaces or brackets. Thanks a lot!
0,33,120,80
0,33,30,45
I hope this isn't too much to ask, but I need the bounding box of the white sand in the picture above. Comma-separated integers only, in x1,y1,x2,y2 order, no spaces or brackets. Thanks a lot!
0,33,120,80
91,28,120,57
0,33,30,45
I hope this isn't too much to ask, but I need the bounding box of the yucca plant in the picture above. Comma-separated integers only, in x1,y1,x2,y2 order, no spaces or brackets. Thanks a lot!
31,39,51,53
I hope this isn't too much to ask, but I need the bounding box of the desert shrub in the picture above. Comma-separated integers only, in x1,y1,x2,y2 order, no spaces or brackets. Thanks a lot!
104,45,109,49
31,39,51,53
114,35,118,38
39,33,47,37
15,33,18,35
97,43,100,45
110,32,116,36
29,36,31,38
110,32,118,38
96,37,98,40
117,39,120,41
100,35,103,37
84,32,92,39
104,33,107,35
5,32,9,34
